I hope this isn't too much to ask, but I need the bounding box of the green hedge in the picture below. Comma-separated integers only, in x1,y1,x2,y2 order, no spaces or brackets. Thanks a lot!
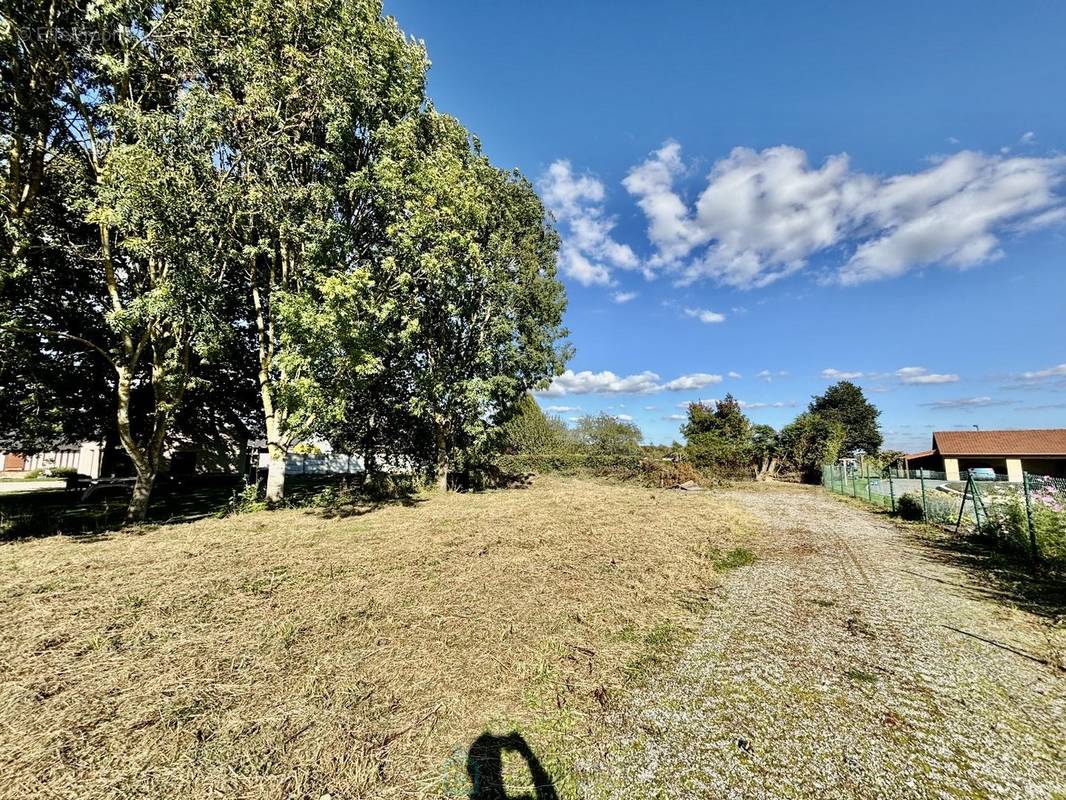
494,452,644,476
493,452,715,489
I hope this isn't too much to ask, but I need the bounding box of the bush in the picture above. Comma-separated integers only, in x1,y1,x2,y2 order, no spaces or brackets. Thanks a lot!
222,484,267,516
45,466,81,479
897,493,924,521
495,452,642,476
639,458,708,488
494,452,715,489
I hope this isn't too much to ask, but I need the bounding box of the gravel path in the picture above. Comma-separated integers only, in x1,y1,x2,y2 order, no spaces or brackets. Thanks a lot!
580,486,1066,799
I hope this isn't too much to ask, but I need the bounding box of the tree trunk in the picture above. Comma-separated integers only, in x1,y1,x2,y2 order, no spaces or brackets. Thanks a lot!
261,384,287,503
264,422,286,504
265,451,286,503
126,467,156,523
434,417,449,492
115,365,158,523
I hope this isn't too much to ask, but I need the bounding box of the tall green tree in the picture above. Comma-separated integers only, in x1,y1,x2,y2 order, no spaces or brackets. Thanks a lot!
682,394,753,474
371,110,569,490
189,0,428,501
2,3,236,520
0,0,92,275
808,380,882,456
779,411,846,482
573,413,642,457
498,394,568,455
751,423,781,481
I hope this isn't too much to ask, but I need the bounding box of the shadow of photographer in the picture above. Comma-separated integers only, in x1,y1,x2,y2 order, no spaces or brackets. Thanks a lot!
466,731,559,800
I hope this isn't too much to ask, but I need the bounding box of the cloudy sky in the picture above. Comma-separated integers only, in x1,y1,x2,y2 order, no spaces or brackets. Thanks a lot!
390,0,1066,450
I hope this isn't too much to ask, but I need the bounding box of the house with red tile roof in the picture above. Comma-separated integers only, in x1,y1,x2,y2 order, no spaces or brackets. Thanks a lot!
904,429,1066,481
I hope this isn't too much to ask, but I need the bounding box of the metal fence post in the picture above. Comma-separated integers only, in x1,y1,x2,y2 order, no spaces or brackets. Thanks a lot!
919,469,928,520
888,470,896,513
865,463,873,503
851,467,857,497
1022,472,1039,562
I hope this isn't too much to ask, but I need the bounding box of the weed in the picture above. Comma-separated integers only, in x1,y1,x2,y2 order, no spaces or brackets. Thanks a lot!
707,545,757,570
845,668,879,684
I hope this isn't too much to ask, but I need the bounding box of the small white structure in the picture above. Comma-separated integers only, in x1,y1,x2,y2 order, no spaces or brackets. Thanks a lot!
3,443,105,478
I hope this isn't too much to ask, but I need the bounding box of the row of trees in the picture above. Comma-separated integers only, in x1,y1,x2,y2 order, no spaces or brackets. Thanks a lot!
681,381,883,481
496,380,883,485
0,1,570,519
497,395,644,458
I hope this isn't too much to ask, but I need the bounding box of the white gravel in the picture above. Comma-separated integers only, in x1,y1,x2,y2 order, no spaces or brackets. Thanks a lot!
579,487,1066,799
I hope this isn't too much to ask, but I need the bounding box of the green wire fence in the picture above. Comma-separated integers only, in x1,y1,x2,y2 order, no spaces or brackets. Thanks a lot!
821,463,1066,566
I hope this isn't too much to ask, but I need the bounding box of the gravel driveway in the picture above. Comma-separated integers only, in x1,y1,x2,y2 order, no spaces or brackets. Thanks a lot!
580,486,1065,799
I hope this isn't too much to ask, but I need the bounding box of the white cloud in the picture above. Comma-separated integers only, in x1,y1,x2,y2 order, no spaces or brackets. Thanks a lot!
538,369,662,396
821,368,864,380
1020,131,1036,144
921,396,1012,410
665,414,687,421
539,160,640,287
612,290,638,303
739,400,797,410
539,369,722,396
756,370,789,383
662,373,722,391
621,141,703,265
557,247,612,286
728,371,742,379
622,142,1066,288
545,405,579,413
616,414,634,421
1020,363,1066,381
683,307,726,324
896,366,959,385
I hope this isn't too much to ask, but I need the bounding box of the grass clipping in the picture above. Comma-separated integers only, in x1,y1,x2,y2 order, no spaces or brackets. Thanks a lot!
0,476,761,799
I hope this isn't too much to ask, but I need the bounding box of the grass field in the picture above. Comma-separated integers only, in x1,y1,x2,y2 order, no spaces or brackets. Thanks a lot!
0,476,761,799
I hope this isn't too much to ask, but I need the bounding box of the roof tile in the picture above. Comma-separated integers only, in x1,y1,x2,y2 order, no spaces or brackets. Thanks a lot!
932,429,1066,456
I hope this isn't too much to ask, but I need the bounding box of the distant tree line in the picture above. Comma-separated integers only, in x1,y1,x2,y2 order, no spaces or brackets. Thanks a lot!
0,0,570,520
681,381,883,481
498,380,884,485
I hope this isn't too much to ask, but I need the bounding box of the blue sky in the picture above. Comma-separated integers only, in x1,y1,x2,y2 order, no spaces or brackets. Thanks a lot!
388,0,1066,450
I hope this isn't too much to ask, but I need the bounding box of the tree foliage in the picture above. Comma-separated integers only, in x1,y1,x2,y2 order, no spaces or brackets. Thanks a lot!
498,395,568,455
0,0,571,518
573,414,643,457
779,412,846,482
682,394,756,475
808,381,882,456
366,110,569,489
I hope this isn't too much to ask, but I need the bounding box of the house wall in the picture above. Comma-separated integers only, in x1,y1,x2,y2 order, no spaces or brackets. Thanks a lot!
15,443,104,478
2,453,26,472
944,458,960,482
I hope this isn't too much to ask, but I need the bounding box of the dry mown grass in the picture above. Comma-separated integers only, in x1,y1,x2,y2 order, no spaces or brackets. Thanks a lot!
0,476,761,799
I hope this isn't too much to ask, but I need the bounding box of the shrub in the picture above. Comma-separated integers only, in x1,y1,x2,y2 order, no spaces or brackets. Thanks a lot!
495,452,643,476
572,414,643,457
897,493,924,521
46,466,81,479
222,484,267,516
639,458,707,488
497,394,568,454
